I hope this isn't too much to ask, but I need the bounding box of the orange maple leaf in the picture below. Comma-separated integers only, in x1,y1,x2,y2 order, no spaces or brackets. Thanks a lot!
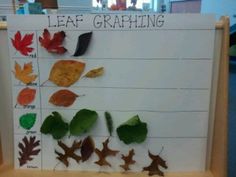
13,62,37,84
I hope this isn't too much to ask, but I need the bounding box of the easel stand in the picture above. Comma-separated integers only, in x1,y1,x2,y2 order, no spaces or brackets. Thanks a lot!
0,16,229,177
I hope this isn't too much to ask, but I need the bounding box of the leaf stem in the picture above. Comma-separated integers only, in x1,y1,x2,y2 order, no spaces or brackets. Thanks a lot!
40,80,48,87
158,146,164,155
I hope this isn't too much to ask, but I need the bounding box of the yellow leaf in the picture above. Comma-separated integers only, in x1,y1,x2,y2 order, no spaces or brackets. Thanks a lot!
84,67,104,78
49,60,85,87
13,62,37,84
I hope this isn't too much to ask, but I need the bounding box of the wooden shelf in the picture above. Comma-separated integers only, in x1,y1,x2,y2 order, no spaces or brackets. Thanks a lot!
0,165,214,177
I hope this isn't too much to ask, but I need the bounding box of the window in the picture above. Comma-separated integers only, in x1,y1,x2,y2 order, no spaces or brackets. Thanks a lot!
92,0,152,10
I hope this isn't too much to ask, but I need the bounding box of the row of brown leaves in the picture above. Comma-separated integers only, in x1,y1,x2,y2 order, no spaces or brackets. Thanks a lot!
55,137,167,176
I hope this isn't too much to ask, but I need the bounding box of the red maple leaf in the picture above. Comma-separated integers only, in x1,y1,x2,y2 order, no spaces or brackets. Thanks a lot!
39,29,67,54
11,31,34,56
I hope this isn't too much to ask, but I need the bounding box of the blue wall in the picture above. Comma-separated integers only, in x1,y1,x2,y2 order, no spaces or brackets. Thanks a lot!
201,0,236,25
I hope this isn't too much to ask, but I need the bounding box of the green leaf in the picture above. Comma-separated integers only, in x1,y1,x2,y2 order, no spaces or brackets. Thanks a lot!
19,113,36,130
104,111,113,136
40,111,69,140
70,109,98,136
116,115,148,145
230,45,236,57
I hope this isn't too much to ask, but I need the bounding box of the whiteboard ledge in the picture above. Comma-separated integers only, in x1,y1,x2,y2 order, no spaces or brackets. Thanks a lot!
0,165,214,177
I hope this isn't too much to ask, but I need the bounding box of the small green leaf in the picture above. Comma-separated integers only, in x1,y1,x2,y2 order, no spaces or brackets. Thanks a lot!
19,113,36,130
70,109,98,136
116,115,148,145
104,111,113,136
40,111,69,140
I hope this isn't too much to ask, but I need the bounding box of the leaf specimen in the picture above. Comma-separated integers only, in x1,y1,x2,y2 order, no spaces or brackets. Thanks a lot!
19,113,37,130
49,60,85,87
18,136,40,166
94,138,119,167
40,112,69,140
73,32,93,56
55,140,82,167
49,89,79,107
39,29,67,54
116,115,148,144
120,149,136,171
104,111,113,136
13,61,37,84
11,31,34,56
81,136,95,162
84,67,104,78
17,87,36,106
70,109,98,136
143,151,168,176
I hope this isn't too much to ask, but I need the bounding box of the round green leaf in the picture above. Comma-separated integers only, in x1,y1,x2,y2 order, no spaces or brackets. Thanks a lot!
19,113,37,130
70,109,98,136
116,115,148,145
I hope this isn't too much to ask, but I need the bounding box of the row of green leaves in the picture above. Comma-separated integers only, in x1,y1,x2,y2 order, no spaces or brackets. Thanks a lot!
40,109,148,145
40,109,98,139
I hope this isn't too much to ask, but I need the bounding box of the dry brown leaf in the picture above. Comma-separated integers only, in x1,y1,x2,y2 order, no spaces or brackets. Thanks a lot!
84,67,104,78
81,136,95,162
49,89,79,107
120,149,136,171
55,140,82,167
13,61,37,84
18,136,40,166
143,151,168,176
94,138,119,167
49,60,85,87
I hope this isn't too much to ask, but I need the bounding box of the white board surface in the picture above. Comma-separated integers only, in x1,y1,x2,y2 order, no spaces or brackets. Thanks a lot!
7,14,215,173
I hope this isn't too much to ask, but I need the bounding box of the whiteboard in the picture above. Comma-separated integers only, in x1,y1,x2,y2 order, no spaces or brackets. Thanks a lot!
7,14,215,173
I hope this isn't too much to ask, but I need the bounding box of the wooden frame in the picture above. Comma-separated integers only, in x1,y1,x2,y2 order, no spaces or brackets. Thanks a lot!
0,16,229,177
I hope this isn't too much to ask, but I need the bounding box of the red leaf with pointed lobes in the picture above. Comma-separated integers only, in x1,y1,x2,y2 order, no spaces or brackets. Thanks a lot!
39,29,67,54
11,31,34,56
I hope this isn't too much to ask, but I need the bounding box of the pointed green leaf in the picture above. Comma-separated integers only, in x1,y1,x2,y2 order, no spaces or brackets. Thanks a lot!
70,109,98,136
116,115,148,144
19,113,37,130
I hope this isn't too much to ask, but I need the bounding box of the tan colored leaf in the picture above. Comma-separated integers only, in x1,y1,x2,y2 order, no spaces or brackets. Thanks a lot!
49,89,79,107
120,149,136,171
84,67,104,78
49,60,85,87
13,61,37,84
94,138,119,167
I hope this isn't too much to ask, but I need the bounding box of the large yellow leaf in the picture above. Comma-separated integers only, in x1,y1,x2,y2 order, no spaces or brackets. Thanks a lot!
13,62,37,84
49,60,85,87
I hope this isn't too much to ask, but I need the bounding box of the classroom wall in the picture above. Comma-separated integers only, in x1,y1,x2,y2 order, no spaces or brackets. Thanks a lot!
201,0,236,25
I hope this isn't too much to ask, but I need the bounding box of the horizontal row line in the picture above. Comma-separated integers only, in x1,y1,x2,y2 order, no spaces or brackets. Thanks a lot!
11,57,212,60
13,108,208,113
13,85,210,90
14,133,207,139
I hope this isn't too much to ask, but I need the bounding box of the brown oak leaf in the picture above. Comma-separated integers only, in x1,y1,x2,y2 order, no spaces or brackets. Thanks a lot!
55,140,82,167
143,151,168,176
49,89,79,107
13,61,37,84
120,149,136,171
94,138,119,167
81,136,95,162
18,136,40,166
